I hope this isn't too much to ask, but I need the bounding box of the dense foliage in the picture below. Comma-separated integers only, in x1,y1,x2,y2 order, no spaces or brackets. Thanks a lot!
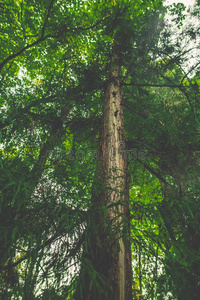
0,0,200,299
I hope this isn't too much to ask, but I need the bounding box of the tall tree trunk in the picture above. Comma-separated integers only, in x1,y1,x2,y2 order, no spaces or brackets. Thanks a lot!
75,43,132,300
99,44,132,300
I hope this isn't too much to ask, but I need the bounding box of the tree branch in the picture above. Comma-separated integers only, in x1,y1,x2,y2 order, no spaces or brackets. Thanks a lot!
122,82,189,88
137,159,171,186
0,34,52,72
41,0,55,38
0,15,109,73
123,102,147,119
159,71,196,116
0,234,63,271
181,61,200,84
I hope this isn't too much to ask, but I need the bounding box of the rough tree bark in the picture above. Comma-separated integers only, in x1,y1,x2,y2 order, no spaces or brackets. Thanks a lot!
99,44,132,300
75,41,132,300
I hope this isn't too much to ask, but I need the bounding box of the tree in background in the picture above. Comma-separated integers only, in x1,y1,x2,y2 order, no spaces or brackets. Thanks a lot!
0,0,200,299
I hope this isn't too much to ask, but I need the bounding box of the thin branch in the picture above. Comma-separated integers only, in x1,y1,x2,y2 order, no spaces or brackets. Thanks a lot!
181,61,200,84
41,0,55,38
122,82,189,88
24,34,39,38
159,71,196,116
0,0,55,71
126,139,173,155
137,158,171,186
123,102,147,119
42,193,58,234
0,34,52,72
52,16,110,39
0,234,63,271
73,16,110,31
0,15,109,72
157,46,199,67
